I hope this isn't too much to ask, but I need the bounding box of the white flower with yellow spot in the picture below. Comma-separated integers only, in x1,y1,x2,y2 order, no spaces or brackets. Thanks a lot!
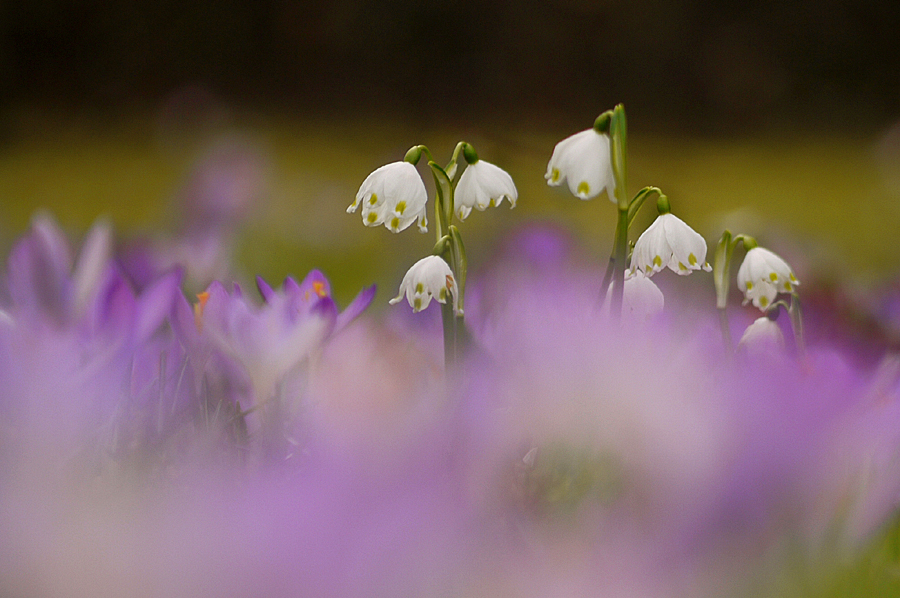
347,161,428,233
390,255,460,315
631,213,712,276
455,160,517,221
737,247,799,312
545,129,615,201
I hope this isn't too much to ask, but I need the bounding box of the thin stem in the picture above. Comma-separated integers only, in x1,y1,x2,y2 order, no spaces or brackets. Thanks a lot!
417,145,437,164
610,206,629,317
441,296,457,371
428,162,453,242
446,141,466,181
596,255,615,309
608,105,629,319
718,307,733,354
627,186,663,229
789,294,807,362
448,226,467,315
610,105,629,211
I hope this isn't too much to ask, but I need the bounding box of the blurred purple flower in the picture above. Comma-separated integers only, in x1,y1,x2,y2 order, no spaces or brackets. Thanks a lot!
192,272,373,403
2,219,900,598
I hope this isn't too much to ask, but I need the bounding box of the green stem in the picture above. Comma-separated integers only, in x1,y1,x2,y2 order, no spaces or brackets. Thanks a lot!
718,307,733,355
609,105,629,319
789,294,807,362
610,207,629,317
428,156,467,372
627,186,662,229
713,230,735,352
597,255,615,309
441,293,457,371
610,105,629,211
448,226,467,315
600,185,660,309
428,161,453,242
446,142,466,181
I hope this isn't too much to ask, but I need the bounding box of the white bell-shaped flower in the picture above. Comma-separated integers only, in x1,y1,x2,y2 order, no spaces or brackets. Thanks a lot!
737,316,785,357
389,256,460,315
545,129,615,201
606,269,665,319
454,160,518,221
348,161,428,233
631,213,712,276
736,247,799,311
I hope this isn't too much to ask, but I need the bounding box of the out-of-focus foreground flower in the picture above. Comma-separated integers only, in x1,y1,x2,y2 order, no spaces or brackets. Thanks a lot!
1,219,899,598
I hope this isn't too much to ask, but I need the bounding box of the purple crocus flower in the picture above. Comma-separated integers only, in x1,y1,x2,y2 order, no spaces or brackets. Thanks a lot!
0,215,184,466
192,271,374,405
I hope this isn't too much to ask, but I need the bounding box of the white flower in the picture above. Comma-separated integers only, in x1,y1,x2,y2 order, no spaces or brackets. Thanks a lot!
347,161,428,233
545,129,616,201
631,213,712,276
606,269,665,319
736,247,799,311
738,316,785,357
389,256,460,315
454,160,517,221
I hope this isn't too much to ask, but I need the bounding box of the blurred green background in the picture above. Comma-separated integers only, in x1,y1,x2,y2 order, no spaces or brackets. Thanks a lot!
2,0,900,307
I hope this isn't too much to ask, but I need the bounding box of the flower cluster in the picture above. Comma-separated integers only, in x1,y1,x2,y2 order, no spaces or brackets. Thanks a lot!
348,142,517,369
0,214,373,462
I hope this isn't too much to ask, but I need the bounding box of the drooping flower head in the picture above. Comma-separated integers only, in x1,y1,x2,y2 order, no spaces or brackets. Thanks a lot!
454,145,517,221
631,212,712,276
545,128,615,201
390,255,460,315
737,247,799,311
348,161,428,233
738,315,786,356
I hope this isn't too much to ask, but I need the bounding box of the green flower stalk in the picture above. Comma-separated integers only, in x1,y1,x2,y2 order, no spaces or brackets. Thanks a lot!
608,105,630,317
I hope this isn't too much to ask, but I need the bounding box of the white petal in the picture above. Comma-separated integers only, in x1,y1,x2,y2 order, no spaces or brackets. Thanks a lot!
737,247,797,309
392,256,456,313
545,129,614,201
660,213,708,275
631,216,669,275
738,316,785,356
455,160,518,219
623,271,664,318
353,161,426,232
